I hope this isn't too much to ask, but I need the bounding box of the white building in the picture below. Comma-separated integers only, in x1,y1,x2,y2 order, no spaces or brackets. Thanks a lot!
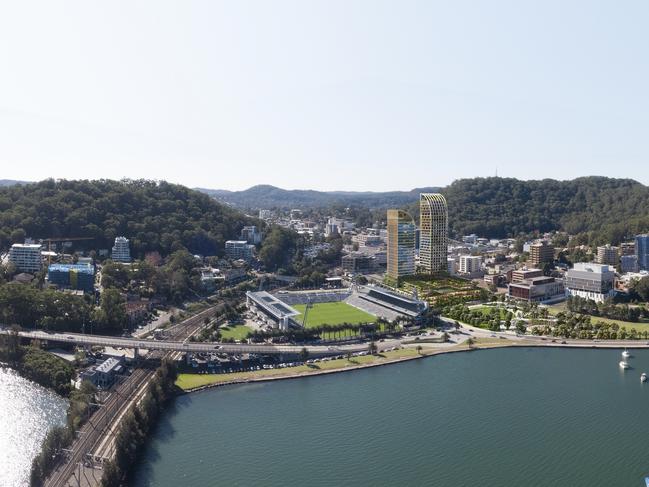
459,255,482,275
225,240,255,261
9,243,42,273
111,237,131,263
240,225,262,245
258,209,273,220
564,263,615,303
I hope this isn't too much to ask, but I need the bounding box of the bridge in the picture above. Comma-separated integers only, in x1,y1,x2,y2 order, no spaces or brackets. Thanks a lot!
1,328,365,356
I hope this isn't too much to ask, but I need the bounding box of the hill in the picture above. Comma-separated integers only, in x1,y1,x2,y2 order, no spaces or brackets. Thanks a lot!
197,184,441,209
205,177,649,243
0,179,252,257
437,177,649,242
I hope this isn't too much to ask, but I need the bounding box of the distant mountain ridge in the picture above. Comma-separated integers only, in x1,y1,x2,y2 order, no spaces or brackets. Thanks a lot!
0,179,30,187
196,184,441,209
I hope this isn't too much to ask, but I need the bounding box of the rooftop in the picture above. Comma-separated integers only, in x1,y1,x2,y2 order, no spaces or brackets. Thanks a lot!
96,357,123,374
48,263,95,274
246,291,300,319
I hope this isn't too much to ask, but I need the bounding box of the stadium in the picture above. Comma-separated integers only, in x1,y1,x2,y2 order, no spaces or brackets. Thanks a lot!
245,285,427,330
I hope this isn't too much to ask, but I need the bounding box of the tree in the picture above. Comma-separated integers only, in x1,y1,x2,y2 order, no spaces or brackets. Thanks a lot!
4,325,23,365
633,276,649,302
466,337,475,349
416,345,423,355
298,347,309,362
95,288,127,331
368,341,378,355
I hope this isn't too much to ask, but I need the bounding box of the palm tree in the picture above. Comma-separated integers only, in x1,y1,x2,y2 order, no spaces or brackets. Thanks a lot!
416,345,423,355
466,337,475,349
368,341,378,355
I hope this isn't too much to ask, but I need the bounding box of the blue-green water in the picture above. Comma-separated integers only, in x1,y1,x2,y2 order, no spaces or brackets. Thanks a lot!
132,348,649,486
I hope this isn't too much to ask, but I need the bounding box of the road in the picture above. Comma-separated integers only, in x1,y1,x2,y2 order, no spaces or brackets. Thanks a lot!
2,328,367,356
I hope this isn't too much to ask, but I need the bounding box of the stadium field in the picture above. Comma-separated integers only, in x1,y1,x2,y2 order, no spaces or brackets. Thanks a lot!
293,302,376,328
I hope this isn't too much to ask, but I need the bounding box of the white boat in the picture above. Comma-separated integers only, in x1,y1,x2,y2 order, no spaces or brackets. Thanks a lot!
622,348,631,358
619,360,630,369
642,373,647,383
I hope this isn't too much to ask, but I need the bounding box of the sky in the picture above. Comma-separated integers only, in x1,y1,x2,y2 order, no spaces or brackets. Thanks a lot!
1,0,648,191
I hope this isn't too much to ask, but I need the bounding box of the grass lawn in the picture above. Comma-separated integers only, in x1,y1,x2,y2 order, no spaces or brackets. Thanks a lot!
176,348,422,390
219,324,253,340
293,302,376,328
473,305,509,319
175,339,516,391
545,302,649,331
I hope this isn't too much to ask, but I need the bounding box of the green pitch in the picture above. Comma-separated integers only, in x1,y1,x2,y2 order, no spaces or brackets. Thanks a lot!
293,301,376,328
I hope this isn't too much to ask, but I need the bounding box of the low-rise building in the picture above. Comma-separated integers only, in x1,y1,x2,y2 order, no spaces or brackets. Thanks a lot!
240,225,262,245
225,240,255,261
47,263,95,292
620,242,635,256
259,209,273,220
458,255,482,276
620,255,638,273
529,241,554,267
342,253,375,274
508,276,565,303
447,258,457,276
9,243,43,273
564,262,615,303
511,268,543,283
79,356,125,389
596,245,619,266
111,236,131,263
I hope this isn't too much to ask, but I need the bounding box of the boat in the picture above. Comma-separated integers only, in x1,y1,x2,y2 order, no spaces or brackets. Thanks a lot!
619,360,630,369
622,348,631,358
642,373,647,383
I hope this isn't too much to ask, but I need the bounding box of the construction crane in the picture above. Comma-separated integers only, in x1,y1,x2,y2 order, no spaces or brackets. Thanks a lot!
41,237,95,264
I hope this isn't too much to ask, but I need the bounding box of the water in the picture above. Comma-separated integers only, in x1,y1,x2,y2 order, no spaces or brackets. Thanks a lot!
0,368,68,487
132,348,649,486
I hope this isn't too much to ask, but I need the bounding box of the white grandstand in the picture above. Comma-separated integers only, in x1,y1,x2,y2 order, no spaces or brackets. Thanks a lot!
247,286,427,328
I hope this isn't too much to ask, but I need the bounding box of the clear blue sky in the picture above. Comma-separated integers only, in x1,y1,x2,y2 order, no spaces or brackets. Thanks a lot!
1,1,648,191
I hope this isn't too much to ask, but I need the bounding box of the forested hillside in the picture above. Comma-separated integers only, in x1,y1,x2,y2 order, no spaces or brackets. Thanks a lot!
439,177,649,242
0,179,252,257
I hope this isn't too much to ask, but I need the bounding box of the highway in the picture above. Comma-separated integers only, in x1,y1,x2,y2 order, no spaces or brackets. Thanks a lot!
1,328,366,356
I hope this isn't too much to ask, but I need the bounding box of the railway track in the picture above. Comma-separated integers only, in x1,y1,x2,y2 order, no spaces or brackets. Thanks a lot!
44,304,225,487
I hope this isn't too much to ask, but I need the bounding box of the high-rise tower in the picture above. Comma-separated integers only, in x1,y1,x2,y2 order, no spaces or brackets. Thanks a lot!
387,209,416,279
419,193,448,273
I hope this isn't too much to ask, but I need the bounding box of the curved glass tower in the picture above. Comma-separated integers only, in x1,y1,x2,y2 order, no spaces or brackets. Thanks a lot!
419,193,448,273
387,209,416,279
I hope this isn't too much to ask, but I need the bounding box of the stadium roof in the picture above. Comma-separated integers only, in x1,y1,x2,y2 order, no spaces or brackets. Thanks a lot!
246,291,300,319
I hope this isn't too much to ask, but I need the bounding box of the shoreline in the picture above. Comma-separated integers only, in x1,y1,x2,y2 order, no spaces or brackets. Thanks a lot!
179,338,649,394
180,341,512,394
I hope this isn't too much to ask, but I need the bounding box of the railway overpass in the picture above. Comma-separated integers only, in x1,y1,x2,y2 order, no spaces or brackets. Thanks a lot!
0,328,365,356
